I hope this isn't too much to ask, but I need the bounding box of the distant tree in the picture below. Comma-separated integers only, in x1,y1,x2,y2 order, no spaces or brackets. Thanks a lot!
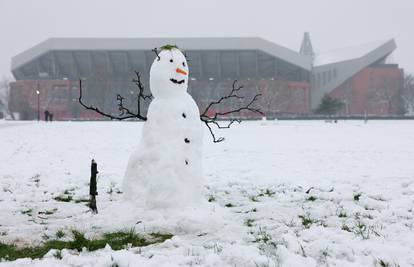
0,76,12,117
315,94,344,115
258,80,283,117
401,73,414,115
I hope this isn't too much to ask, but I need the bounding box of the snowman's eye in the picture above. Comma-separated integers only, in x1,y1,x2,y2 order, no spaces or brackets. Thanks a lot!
182,62,186,67
170,59,173,63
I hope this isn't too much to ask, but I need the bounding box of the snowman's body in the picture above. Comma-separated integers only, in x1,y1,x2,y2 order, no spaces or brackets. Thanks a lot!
122,47,204,209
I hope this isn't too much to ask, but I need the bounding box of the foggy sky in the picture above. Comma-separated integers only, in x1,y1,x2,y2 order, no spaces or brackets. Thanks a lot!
1,0,413,79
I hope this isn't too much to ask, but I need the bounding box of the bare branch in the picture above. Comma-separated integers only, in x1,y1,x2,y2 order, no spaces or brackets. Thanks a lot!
79,74,262,142
132,71,152,115
200,80,264,142
203,121,225,143
201,80,244,116
78,72,151,121
152,48,160,61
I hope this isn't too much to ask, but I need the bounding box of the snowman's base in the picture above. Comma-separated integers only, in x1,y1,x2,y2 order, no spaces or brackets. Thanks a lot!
103,199,226,236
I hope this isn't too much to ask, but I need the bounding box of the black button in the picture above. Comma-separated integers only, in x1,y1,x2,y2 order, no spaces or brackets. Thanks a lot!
185,160,189,165
182,113,186,118
184,138,190,143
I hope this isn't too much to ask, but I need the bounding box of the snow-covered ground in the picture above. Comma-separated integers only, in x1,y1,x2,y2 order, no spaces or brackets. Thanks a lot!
1,120,414,266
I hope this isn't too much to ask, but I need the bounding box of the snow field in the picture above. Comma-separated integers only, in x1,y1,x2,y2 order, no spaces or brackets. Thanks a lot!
0,120,414,266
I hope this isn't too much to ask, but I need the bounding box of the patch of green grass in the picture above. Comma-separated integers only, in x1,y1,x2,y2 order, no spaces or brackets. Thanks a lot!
253,228,272,244
149,232,174,240
375,259,400,267
54,195,73,202
299,215,315,228
306,196,317,202
21,209,33,216
41,233,50,241
55,230,65,239
74,198,89,203
354,221,366,233
364,205,375,211
354,220,371,239
207,195,216,202
245,218,255,227
338,211,347,218
341,224,351,232
224,203,234,208
39,208,58,215
363,213,374,219
0,229,172,261
63,188,75,195
378,259,390,267
54,250,62,260
253,227,279,256
45,209,56,215
263,188,275,197
353,193,362,201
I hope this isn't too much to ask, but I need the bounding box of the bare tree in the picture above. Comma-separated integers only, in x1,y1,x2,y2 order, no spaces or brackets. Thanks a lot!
378,78,396,115
257,80,282,117
401,74,414,115
0,76,12,117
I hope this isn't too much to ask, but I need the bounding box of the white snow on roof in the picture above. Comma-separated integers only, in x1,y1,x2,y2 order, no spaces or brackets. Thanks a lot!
314,39,394,66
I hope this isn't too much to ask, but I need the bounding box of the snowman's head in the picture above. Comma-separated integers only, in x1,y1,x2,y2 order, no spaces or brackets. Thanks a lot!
149,45,189,98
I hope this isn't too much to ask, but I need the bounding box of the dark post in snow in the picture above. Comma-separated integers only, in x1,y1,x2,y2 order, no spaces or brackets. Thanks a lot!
89,159,98,214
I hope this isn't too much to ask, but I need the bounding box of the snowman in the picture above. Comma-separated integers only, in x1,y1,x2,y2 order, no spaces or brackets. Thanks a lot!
122,45,204,209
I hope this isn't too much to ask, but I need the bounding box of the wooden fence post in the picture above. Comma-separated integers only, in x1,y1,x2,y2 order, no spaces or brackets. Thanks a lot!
89,159,98,214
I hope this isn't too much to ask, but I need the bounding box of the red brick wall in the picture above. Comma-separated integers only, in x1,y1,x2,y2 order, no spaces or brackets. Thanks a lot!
330,66,403,115
190,79,310,118
9,80,101,120
10,78,311,120
257,80,310,115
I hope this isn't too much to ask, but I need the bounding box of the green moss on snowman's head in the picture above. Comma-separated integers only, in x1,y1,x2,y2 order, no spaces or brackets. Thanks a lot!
160,44,180,51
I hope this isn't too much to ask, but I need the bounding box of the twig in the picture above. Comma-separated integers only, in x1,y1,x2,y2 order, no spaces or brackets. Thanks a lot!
200,80,264,142
152,48,160,61
78,72,151,121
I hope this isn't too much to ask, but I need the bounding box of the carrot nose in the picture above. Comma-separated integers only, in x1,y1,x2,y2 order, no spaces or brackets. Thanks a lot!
176,68,187,75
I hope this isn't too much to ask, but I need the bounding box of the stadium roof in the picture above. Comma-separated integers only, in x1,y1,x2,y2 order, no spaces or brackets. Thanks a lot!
11,37,313,72
314,39,396,66
12,37,396,75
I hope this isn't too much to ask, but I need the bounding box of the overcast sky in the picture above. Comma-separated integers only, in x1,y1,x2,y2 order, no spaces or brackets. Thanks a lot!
1,0,413,79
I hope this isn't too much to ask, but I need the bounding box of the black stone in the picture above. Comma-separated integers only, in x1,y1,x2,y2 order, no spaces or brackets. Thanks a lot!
185,160,189,165
182,113,186,118
184,138,190,143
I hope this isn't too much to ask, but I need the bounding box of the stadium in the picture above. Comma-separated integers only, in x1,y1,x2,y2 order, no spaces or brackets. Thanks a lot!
9,33,403,120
